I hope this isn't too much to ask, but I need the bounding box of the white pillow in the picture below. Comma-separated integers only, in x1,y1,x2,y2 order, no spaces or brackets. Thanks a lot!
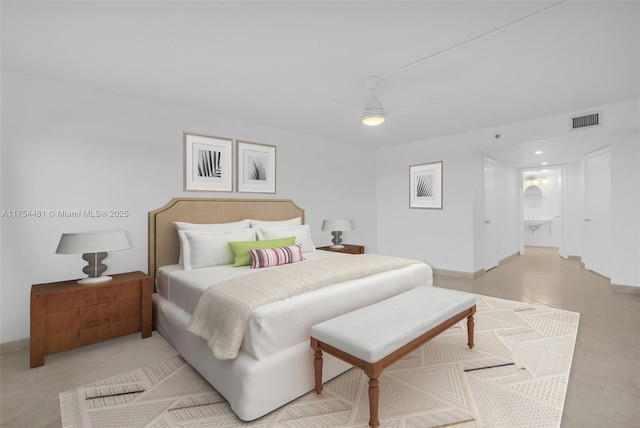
249,217,302,228
174,220,251,265
181,228,256,269
174,219,251,231
255,225,316,253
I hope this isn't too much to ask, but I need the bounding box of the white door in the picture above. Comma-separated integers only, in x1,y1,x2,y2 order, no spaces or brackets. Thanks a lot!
558,166,568,259
583,148,611,277
484,157,499,271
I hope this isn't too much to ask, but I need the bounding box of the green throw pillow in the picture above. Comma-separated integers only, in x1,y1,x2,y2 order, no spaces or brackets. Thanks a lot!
228,237,296,267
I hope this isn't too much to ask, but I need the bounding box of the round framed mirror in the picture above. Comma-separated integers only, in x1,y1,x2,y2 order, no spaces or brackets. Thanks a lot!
523,185,544,197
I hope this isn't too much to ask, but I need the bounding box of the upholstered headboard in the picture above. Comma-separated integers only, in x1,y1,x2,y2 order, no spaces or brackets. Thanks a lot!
148,198,305,282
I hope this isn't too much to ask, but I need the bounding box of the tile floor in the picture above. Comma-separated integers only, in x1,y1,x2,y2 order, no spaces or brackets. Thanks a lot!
1,246,638,427
436,247,640,428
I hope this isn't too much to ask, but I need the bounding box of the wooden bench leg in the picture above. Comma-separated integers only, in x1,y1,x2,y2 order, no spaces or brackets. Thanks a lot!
313,349,324,394
368,377,380,428
467,313,475,349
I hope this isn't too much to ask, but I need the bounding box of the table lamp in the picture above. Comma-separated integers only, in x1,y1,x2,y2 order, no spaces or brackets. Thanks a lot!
56,230,130,284
321,220,353,249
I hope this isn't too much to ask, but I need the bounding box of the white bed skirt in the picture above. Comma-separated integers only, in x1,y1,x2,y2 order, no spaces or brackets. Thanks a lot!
153,293,352,421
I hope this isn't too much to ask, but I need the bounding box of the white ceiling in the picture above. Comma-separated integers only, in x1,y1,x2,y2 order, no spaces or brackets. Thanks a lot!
2,1,639,167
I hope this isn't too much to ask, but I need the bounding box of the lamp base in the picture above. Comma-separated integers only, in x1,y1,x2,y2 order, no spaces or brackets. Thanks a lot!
330,231,343,248
77,275,112,284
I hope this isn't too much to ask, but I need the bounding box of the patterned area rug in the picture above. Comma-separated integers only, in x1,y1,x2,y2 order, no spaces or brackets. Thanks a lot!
60,294,579,427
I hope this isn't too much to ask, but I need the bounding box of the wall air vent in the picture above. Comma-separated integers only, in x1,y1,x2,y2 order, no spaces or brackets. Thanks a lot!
571,112,600,130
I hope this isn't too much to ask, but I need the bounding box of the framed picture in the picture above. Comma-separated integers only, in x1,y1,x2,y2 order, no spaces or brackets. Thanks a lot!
409,161,443,209
237,140,276,193
184,132,233,192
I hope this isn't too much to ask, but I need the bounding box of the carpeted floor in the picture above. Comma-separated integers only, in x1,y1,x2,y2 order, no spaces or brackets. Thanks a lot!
60,294,579,427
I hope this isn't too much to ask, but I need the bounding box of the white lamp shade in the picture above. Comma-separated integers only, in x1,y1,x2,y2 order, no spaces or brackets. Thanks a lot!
56,230,130,254
321,220,353,232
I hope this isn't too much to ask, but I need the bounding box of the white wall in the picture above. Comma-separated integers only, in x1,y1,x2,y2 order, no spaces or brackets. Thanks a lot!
0,71,378,342
610,132,640,287
374,136,520,276
375,99,640,277
2,71,638,343
375,139,476,272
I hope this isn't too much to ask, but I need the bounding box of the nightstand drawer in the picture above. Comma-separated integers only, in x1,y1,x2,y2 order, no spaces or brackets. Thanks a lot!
44,296,141,334
30,271,152,368
43,279,142,312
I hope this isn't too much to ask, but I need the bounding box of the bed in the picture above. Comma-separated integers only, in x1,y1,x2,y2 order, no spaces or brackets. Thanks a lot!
149,197,433,421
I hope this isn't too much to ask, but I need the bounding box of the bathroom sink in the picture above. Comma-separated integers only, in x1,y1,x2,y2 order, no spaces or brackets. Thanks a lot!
524,218,552,233
524,218,552,225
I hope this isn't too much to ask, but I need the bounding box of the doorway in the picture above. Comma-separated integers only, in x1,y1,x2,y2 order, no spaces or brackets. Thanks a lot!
520,166,565,257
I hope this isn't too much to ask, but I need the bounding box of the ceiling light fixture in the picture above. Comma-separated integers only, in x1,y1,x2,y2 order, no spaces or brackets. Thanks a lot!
361,77,386,126
357,1,567,127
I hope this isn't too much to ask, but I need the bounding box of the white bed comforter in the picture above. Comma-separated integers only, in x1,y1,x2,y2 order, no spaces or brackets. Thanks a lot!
186,254,422,360
156,252,433,360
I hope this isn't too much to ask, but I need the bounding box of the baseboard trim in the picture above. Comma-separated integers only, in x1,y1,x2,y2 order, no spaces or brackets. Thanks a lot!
499,252,520,265
480,252,520,276
580,265,611,280
611,283,640,295
472,269,485,278
567,254,581,261
433,253,519,279
0,337,29,355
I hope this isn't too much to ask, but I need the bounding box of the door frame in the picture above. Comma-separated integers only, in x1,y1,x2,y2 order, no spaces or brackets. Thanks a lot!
519,165,567,258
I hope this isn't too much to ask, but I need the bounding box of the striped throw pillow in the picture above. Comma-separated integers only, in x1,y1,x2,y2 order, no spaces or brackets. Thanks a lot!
248,244,304,268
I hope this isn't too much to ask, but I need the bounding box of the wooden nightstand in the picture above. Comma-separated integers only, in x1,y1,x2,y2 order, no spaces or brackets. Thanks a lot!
316,244,365,255
30,271,152,368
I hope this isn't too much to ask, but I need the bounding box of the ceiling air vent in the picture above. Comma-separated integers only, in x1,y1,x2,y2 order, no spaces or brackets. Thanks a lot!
571,112,600,130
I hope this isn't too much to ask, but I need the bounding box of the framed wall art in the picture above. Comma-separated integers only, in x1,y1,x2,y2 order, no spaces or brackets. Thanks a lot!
409,161,443,209
236,140,276,193
184,132,233,192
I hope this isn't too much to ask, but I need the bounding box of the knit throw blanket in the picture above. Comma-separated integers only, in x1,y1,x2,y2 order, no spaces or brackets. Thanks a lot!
186,254,422,360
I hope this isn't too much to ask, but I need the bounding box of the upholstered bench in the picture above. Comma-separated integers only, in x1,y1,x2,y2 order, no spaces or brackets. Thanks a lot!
310,286,476,428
